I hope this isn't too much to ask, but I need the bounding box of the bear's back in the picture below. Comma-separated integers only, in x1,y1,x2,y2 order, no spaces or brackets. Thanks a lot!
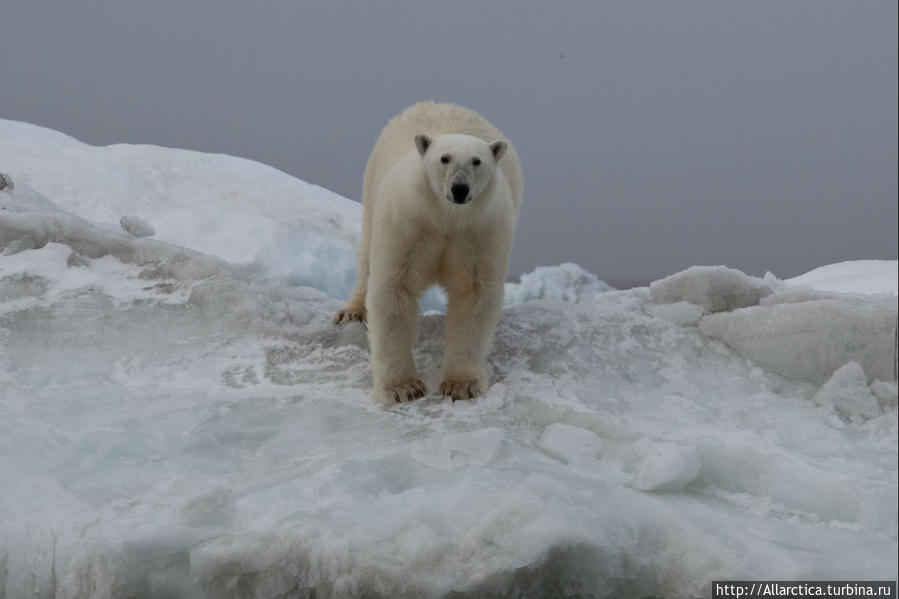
364,103,522,209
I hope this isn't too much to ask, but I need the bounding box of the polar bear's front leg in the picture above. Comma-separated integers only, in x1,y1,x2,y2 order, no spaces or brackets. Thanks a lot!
366,277,426,404
439,277,503,401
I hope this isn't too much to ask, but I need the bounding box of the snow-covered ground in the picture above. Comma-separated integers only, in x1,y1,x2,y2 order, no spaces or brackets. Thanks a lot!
786,260,898,296
1,120,897,598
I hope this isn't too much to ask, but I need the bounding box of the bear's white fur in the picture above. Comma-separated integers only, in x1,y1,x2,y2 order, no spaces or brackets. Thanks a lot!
333,102,523,405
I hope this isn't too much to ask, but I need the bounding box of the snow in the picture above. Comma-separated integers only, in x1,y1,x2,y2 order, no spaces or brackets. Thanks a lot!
644,300,704,325
788,260,898,296
424,261,614,314
538,422,604,466
630,440,701,492
503,262,615,306
650,265,773,313
648,263,898,384
1,121,897,598
699,294,897,384
0,119,361,299
814,362,882,422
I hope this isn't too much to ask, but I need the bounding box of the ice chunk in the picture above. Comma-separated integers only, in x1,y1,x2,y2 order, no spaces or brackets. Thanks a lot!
645,300,704,324
0,205,205,267
120,215,156,238
631,440,701,492
815,362,882,421
650,265,773,313
412,427,506,471
504,262,614,306
0,175,59,213
424,262,614,313
538,423,604,465
2,237,35,256
0,172,13,191
699,296,897,383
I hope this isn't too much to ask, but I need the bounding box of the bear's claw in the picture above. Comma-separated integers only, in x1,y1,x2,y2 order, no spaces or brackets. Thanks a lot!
438,379,482,402
332,306,367,326
384,378,427,404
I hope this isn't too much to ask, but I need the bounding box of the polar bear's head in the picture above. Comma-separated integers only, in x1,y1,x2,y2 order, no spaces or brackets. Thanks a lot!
414,133,507,205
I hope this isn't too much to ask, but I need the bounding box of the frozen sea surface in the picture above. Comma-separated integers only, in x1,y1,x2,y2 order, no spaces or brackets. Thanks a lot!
1,122,897,598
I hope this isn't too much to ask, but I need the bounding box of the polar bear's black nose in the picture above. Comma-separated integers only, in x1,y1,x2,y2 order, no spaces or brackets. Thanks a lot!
451,183,470,203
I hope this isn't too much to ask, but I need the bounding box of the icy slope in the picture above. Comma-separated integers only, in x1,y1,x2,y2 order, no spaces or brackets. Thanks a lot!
0,119,361,298
787,260,898,296
1,173,897,598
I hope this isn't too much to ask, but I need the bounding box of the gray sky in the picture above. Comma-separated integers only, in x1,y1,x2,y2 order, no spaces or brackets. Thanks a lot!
2,1,896,283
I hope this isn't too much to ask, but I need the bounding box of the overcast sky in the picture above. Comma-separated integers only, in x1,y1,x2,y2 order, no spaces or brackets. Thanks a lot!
2,1,896,283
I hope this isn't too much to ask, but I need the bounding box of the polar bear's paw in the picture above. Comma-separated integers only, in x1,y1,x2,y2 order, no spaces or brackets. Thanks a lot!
332,302,367,326
439,379,482,402
376,378,427,405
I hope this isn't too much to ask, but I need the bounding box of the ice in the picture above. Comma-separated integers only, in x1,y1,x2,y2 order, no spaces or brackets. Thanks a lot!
412,427,507,471
871,380,899,410
650,265,773,313
538,422,604,465
788,260,898,296
814,362,882,422
1,179,197,263
503,262,614,306
644,300,704,325
0,119,361,299
120,215,156,238
0,176,59,214
2,123,897,597
630,440,701,492
647,264,897,385
423,261,615,314
698,294,897,384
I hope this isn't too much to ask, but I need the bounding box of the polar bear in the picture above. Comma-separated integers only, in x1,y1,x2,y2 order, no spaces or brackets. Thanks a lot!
333,102,523,405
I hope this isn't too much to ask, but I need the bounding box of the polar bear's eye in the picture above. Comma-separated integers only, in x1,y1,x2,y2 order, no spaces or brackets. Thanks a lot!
472,158,481,166
440,155,451,164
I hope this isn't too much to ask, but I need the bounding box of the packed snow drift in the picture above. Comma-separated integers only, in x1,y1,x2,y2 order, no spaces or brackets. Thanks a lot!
1,120,896,598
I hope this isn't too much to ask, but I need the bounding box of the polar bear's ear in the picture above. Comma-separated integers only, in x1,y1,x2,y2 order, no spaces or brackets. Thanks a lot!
490,140,508,162
414,134,432,156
